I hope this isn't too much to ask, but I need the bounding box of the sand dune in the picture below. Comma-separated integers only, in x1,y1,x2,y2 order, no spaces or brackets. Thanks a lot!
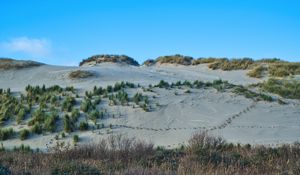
0,62,299,151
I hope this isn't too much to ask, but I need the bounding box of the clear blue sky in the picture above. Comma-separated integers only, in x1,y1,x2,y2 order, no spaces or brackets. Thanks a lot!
0,0,299,65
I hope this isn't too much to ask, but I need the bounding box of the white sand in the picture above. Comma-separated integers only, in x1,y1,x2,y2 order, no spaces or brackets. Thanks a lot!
0,63,299,150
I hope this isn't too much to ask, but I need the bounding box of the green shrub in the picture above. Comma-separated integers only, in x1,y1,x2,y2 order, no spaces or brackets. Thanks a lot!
16,108,26,124
73,135,79,143
44,114,57,132
63,115,73,133
0,128,14,141
233,86,273,102
115,90,129,105
31,123,43,134
93,96,101,105
106,85,113,93
71,108,80,122
260,79,300,99
79,122,89,131
133,93,143,105
62,96,76,112
156,80,169,88
80,99,93,112
19,129,30,140
13,144,32,153
89,110,100,124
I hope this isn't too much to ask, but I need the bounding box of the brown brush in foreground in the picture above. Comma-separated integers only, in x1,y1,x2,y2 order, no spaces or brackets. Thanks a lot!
0,132,299,174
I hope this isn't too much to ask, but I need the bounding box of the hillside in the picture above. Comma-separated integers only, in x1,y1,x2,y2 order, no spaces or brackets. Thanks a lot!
0,57,299,174
0,57,299,152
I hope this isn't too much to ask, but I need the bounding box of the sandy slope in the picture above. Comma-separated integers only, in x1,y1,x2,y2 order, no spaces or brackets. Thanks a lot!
0,63,261,91
0,63,299,150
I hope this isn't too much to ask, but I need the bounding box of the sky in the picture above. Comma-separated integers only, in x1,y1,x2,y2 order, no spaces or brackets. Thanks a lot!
0,0,299,65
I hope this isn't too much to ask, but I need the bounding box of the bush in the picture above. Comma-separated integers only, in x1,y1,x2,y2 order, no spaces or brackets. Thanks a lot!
0,128,14,141
71,108,80,122
247,65,266,78
73,135,79,143
31,123,43,134
79,54,139,66
192,57,224,65
115,90,129,105
19,129,30,140
16,108,26,124
51,162,101,175
155,54,193,65
233,86,273,102
156,80,169,88
0,133,300,174
208,58,254,71
80,99,93,112
260,79,300,99
79,122,89,131
44,114,57,132
63,115,73,133
133,93,143,105
69,70,94,79
93,96,101,105
62,96,76,112
268,63,300,77
142,59,156,66
89,110,100,124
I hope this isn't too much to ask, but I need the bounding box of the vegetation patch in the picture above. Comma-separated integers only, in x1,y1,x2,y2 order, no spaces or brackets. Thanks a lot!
155,54,193,65
0,133,299,174
247,65,267,78
192,57,226,65
260,78,300,99
234,86,273,102
142,59,156,66
208,58,255,70
0,58,43,70
268,63,300,77
69,70,94,79
79,54,139,66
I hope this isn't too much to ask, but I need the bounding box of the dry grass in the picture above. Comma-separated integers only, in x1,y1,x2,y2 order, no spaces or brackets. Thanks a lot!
260,78,300,99
247,65,267,78
0,58,42,70
155,55,193,65
79,54,139,66
208,58,255,70
69,70,94,79
192,57,226,65
0,133,299,174
268,63,300,77
142,59,156,66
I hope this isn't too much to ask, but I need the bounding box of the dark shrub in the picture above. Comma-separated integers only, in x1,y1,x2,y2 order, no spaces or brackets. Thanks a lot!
19,129,30,140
